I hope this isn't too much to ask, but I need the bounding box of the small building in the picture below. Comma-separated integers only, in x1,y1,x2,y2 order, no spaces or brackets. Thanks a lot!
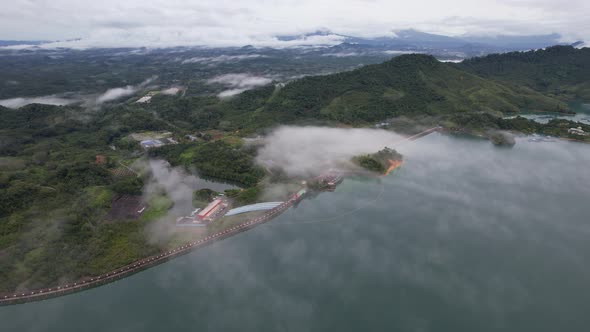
140,139,165,150
568,127,587,136
196,198,228,221
95,154,107,165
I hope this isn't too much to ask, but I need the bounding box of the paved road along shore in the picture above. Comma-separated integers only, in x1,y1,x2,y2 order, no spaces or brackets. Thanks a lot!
0,192,303,306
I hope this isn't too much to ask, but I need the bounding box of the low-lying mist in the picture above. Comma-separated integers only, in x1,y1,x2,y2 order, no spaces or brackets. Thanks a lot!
96,76,156,104
138,159,237,244
181,54,266,65
0,76,157,110
0,95,79,109
207,73,273,97
255,126,406,177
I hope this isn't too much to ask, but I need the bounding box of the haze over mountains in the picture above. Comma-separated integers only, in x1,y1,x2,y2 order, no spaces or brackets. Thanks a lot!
0,29,576,54
278,29,568,52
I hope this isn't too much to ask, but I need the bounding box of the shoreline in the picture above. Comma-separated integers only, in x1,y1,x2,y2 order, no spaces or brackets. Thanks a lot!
0,189,304,306
383,159,403,176
444,127,590,145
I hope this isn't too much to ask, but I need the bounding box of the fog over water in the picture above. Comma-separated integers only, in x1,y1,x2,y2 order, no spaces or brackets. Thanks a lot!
2,133,590,331
256,126,405,176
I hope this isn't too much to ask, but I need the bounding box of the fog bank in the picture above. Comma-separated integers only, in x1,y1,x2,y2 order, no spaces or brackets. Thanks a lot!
206,73,273,97
139,159,238,244
96,76,156,104
256,126,405,176
0,95,78,109
182,54,266,65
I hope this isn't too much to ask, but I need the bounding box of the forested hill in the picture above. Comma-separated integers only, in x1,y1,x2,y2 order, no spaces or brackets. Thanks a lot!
459,46,590,99
0,104,74,130
221,54,566,129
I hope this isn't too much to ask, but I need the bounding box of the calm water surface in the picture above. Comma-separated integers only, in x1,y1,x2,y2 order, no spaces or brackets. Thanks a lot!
2,133,590,332
505,102,590,124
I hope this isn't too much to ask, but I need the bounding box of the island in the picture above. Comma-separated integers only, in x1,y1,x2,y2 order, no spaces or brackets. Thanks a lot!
352,147,404,175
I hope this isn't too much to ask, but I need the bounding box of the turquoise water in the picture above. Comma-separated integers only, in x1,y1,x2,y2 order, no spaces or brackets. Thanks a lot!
2,134,590,331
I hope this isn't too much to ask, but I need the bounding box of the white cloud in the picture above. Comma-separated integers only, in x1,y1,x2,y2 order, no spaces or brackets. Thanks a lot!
383,50,426,55
0,0,587,48
206,73,273,98
321,52,362,57
95,76,155,104
438,59,464,63
256,126,406,177
96,86,137,104
0,95,78,109
181,54,266,65
207,74,273,88
161,87,181,95
217,89,249,98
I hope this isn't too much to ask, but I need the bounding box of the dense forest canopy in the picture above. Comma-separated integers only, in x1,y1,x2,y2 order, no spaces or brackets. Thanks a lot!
459,46,590,99
0,46,589,293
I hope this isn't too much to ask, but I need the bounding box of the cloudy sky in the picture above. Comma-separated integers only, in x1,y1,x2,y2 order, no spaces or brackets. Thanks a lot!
1,0,588,47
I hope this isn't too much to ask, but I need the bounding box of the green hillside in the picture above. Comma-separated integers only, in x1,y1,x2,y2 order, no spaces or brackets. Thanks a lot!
1,48,589,293
219,54,567,130
459,46,590,99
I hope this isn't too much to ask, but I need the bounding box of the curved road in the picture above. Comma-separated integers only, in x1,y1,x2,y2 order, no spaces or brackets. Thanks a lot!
0,127,440,306
0,191,304,306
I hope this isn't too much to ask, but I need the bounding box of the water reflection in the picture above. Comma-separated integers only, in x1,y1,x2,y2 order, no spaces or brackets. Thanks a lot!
2,135,590,332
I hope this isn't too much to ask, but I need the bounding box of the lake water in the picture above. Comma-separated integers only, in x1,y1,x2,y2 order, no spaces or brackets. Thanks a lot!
504,102,590,125
2,133,590,332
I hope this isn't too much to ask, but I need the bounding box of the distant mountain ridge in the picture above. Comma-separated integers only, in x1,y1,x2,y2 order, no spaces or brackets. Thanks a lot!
3,29,571,55
276,29,565,53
